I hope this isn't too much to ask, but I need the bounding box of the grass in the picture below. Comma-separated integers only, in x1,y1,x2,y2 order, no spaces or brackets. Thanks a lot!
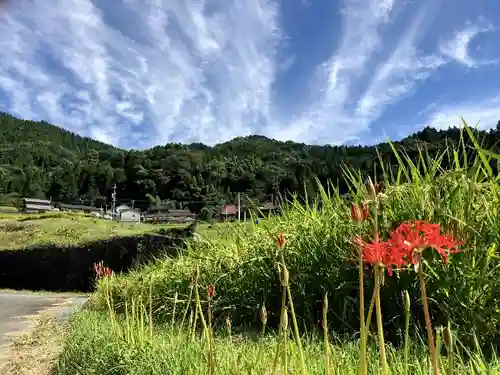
0,212,224,250
54,308,499,375
0,205,17,213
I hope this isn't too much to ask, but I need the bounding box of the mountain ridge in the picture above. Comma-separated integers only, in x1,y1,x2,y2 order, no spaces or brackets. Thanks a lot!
0,112,498,214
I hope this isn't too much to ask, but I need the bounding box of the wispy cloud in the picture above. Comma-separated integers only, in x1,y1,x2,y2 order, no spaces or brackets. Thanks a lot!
440,22,496,67
0,0,498,148
0,0,279,148
356,3,444,122
271,0,398,143
424,95,500,131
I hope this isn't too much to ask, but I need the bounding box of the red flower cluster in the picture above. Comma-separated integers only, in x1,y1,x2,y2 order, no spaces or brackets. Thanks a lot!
93,261,113,279
353,221,461,276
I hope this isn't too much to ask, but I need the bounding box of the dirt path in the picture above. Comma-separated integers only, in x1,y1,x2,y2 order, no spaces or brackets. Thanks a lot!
0,291,88,372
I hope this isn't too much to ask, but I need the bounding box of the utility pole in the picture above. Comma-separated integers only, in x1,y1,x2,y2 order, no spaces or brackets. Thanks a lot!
112,184,117,220
237,192,241,222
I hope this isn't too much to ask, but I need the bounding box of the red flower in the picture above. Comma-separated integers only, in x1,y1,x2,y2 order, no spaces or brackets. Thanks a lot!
277,233,286,250
353,221,461,276
207,284,215,300
353,236,407,276
351,202,369,223
388,221,461,265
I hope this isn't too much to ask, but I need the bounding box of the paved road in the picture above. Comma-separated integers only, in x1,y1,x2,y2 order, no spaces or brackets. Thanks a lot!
0,292,88,347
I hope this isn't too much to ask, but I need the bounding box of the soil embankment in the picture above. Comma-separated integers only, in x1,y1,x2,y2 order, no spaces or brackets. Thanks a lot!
0,223,197,292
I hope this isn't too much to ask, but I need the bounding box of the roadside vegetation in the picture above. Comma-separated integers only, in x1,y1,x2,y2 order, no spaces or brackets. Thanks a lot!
48,123,500,374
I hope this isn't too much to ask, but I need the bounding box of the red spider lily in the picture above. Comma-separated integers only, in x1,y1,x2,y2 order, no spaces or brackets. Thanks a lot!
351,202,369,222
93,261,113,279
388,221,462,265
353,236,407,276
207,284,215,300
277,233,286,250
353,221,461,275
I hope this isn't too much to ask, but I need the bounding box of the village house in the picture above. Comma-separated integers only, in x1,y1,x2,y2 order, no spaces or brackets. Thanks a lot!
258,201,280,216
58,203,103,215
218,201,279,221
143,204,170,223
19,198,54,214
167,208,196,223
119,208,141,223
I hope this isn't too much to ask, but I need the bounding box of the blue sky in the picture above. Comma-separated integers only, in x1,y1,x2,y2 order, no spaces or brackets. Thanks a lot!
0,0,499,149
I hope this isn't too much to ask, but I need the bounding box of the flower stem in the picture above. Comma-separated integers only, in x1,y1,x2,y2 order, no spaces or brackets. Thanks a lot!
285,269,307,374
273,266,288,373
403,290,411,375
323,292,330,375
417,259,440,375
374,266,389,375
359,232,368,375
364,278,378,340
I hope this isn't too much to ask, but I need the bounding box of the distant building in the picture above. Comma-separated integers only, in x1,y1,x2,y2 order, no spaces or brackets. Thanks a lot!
219,204,238,221
218,203,252,221
259,201,279,216
20,198,54,214
119,208,141,223
115,204,132,213
58,203,103,214
218,201,279,221
143,205,170,223
167,209,196,223
144,207,195,224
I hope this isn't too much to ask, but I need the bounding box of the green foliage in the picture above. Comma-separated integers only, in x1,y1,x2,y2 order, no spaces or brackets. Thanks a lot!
93,125,500,355
2,112,499,214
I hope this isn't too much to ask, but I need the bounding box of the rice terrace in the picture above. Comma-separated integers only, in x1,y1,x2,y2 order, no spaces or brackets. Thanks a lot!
0,113,499,375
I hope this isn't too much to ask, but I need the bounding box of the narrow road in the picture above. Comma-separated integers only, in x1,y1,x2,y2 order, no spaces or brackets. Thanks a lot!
0,291,87,346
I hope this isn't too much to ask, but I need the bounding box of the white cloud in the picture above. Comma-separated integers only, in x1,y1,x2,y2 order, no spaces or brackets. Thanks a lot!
269,0,398,143
0,0,498,148
0,0,279,148
440,23,496,67
424,96,500,131
353,16,498,134
356,3,444,121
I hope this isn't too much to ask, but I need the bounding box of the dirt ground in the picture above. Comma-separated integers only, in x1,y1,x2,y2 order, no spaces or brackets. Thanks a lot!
0,292,87,375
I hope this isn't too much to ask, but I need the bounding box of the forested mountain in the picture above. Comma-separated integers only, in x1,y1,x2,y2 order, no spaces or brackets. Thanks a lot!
1,112,499,213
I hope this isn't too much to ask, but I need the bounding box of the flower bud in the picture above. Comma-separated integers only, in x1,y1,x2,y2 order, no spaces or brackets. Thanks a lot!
351,202,369,222
207,284,215,300
403,290,411,312
260,305,268,326
366,177,385,200
277,233,286,250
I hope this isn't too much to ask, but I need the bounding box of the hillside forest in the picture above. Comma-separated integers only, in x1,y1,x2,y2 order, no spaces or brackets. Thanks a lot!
1,112,499,215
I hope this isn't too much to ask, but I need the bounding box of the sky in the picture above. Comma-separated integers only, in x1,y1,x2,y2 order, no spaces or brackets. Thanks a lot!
0,0,499,149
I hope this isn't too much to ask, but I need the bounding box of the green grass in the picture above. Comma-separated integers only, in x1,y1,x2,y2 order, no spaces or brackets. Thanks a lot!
55,310,500,375
0,205,17,212
50,122,500,373
0,213,225,250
